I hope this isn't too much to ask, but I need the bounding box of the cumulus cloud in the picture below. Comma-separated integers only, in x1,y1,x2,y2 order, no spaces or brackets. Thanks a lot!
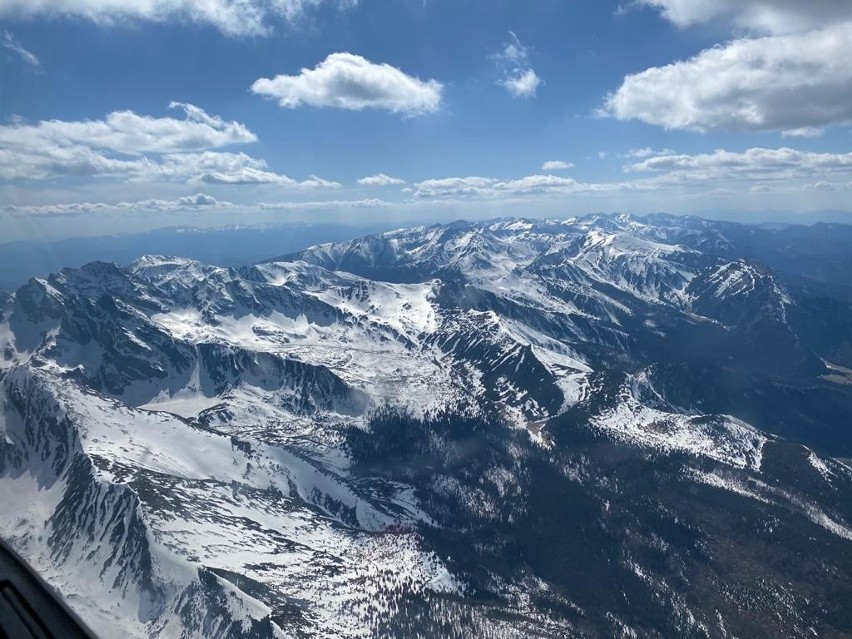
781,127,824,138
258,198,390,210
627,147,852,182
251,53,443,115
501,69,541,98
298,175,343,189
605,22,852,134
622,147,676,159
190,159,339,188
413,174,616,199
635,0,852,34
2,193,230,217
0,0,357,37
2,30,39,68
495,175,583,194
177,192,220,206
804,181,836,192
609,0,852,135
357,173,406,186
1,194,389,217
0,104,335,187
196,169,340,188
0,144,288,184
492,32,541,98
0,102,256,170
10,143,849,216
411,145,852,201
193,163,300,186
413,176,497,198
541,160,574,171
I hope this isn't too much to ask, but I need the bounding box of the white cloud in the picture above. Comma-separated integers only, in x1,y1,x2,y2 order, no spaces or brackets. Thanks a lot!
357,173,406,186
0,102,255,163
7,144,850,219
623,147,669,158
2,30,39,68
258,198,390,210
492,32,541,98
605,22,852,134
495,174,583,194
411,145,852,201
191,160,339,188
500,69,541,98
2,194,389,218
2,193,230,216
804,181,836,192
541,160,574,171
627,147,852,183
298,175,343,189
0,104,336,187
414,174,618,199
636,0,852,34
193,161,299,186
0,0,357,37
492,30,530,66
177,193,220,206
781,127,824,138
414,176,497,198
0,143,288,184
251,53,443,115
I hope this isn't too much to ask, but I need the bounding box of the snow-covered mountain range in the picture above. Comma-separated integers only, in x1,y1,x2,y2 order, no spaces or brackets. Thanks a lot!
2,214,851,638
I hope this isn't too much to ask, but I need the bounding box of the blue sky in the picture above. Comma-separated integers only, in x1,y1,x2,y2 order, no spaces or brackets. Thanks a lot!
1,0,852,240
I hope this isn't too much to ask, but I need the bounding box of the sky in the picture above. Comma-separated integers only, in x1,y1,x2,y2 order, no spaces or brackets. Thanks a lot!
1,0,852,240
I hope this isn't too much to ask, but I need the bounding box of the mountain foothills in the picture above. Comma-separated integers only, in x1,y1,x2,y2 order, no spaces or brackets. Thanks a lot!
1,213,852,639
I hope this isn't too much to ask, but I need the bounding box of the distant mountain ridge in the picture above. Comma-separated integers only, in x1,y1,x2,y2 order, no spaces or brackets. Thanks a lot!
1,213,851,638
0,221,391,292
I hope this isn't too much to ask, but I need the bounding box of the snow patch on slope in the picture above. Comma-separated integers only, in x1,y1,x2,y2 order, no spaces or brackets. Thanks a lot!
592,377,766,470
